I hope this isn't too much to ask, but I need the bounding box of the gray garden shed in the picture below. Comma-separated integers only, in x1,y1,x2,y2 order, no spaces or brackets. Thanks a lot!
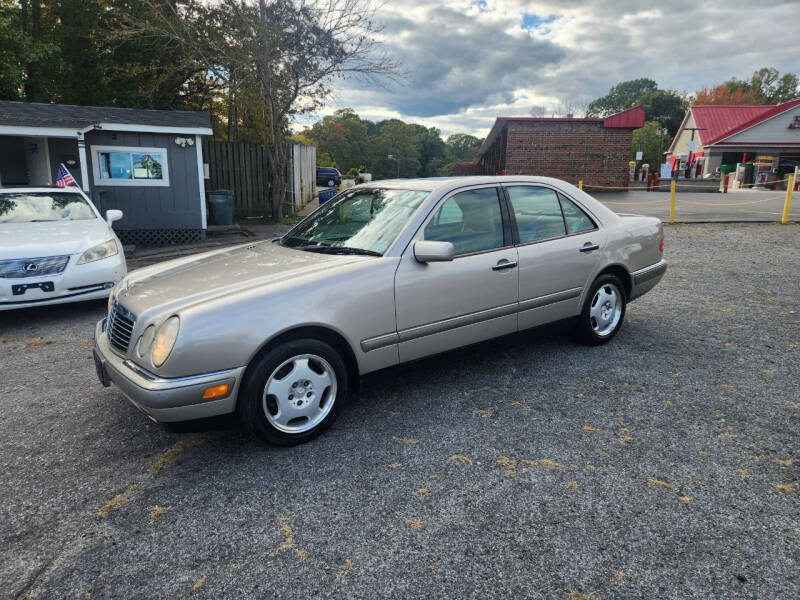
0,101,213,245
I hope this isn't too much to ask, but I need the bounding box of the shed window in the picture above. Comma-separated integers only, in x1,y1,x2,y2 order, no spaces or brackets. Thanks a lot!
92,146,170,186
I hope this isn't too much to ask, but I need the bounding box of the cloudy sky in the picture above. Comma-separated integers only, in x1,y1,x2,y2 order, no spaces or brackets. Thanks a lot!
298,0,800,138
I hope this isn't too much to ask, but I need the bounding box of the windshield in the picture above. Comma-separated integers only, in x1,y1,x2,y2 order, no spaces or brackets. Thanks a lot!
0,192,96,223
282,188,429,255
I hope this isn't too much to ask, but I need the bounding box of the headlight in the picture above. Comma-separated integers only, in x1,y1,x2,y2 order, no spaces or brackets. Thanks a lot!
78,240,118,265
151,316,179,367
137,325,156,358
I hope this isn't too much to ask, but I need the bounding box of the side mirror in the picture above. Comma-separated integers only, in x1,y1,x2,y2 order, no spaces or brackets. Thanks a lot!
105,209,123,224
414,240,454,263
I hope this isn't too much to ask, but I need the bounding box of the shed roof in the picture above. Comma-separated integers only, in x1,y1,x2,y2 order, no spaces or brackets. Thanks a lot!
476,106,644,159
0,101,212,133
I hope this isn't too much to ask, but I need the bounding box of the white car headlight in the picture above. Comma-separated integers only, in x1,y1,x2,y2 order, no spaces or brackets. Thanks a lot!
78,240,118,265
151,316,180,367
137,325,156,358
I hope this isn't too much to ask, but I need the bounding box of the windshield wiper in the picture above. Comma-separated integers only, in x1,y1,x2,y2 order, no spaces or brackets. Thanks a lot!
296,245,381,257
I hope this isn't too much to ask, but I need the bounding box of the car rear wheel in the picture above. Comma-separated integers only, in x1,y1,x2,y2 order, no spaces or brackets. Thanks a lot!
237,338,348,445
575,274,626,345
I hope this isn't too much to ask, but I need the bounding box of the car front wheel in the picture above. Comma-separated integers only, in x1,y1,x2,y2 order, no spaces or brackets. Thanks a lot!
575,274,626,345
237,338,348,445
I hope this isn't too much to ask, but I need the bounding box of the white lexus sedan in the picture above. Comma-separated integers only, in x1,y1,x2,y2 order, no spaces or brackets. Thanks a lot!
0,187,127,310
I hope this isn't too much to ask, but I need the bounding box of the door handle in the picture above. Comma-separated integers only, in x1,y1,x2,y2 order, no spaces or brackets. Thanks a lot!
579,243,599,253
492,259,518,271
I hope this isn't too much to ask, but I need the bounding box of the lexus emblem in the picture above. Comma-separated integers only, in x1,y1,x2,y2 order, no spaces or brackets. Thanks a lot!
23,263,38,272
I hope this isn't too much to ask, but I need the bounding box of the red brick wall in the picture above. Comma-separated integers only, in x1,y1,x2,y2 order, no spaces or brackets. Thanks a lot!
501,121,634,188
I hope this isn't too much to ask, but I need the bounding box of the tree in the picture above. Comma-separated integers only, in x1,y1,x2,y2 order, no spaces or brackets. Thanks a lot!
370,119,420,178
413,124,446,177
631,121,669,169
638,90,688,136
444,133,482,163
695,68,800,106
124,0,399,218
694,84,762,105
586,78,658,117
587,79,686,136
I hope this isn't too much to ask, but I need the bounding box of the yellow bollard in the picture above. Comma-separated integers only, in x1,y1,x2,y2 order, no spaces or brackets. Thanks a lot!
669,180,676,223
578,180,583,190
781,174,795,224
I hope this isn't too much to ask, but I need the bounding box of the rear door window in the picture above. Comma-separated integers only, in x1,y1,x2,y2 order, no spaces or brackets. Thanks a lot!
506,186,566,243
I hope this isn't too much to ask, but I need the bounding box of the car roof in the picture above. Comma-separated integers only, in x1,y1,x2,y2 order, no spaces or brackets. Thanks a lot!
358,175,577,193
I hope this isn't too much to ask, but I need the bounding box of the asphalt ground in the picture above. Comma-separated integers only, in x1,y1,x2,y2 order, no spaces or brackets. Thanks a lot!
1,223,798,599
593,189,799,222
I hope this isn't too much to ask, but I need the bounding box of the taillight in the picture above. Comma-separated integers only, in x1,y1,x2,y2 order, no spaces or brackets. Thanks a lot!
659,236,664,253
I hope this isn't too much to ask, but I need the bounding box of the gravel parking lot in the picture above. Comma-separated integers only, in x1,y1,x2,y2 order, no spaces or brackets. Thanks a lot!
2,223,798,599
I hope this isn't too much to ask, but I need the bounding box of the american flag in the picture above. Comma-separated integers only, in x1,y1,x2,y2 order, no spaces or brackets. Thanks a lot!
55,163,77,187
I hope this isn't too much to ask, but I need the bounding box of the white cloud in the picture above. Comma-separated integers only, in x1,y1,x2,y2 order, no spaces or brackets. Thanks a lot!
299,0,800,137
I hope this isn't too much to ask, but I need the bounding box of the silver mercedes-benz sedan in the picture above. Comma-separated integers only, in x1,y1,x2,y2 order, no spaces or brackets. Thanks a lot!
94,176,666,445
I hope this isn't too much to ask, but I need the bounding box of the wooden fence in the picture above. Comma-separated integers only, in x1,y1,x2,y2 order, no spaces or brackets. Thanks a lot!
202,140,271,218
202,140,317,219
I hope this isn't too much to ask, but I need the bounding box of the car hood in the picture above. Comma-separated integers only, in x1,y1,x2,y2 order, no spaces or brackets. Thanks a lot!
116,240,371,316
0,218,113,259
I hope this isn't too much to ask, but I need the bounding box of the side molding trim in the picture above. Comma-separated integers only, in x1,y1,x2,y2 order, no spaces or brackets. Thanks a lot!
518,287,582,312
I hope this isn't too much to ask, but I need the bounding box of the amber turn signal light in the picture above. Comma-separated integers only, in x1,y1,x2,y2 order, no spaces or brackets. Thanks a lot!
202,383,230,399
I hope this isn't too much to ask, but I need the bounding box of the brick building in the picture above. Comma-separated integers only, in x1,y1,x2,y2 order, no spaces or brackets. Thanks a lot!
456,106,645,187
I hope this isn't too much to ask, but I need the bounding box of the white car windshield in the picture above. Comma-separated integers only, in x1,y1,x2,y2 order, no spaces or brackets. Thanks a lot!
0,192,96,223
282,188,429,256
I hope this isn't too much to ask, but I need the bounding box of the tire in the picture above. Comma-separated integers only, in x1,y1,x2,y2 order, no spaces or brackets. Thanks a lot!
237,338,349,445
574,274,626,345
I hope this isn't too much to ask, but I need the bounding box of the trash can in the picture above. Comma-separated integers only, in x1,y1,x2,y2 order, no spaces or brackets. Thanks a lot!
318,187,338,205
207,190,234,226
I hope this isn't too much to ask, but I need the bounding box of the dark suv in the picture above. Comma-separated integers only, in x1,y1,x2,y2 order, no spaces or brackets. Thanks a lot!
316,167,341,187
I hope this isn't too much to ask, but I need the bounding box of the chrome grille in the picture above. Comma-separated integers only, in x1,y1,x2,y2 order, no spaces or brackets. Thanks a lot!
107,300,136,353
0,255,70,278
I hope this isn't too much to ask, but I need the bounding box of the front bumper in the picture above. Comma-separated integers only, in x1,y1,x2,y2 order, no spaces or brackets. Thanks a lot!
0,253,125,310
93,319,244,422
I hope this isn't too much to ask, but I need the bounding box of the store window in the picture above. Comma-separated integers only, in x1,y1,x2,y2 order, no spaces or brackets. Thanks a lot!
92,146,170,186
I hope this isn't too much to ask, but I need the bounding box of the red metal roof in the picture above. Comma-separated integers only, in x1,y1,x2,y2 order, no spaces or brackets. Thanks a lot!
691,99,800,145
602,105,645,128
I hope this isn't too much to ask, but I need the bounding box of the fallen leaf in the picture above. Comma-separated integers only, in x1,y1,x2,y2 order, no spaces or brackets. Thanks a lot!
677,495,692,503
618,428,632,444
151,437,204,472
732,468,749,477
647,478,673,489
97,493,125,518
586,464,596,472
566,480,579,491
581,424,597,434
774,484,795,494
496,456,516,477
148,505,171,524
418,488,429,497
410,518,423,530
336,559,354,583
191,576,206,592
388,462,403,469
777,459,792,468
450,454,472,465
392,436,418,445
